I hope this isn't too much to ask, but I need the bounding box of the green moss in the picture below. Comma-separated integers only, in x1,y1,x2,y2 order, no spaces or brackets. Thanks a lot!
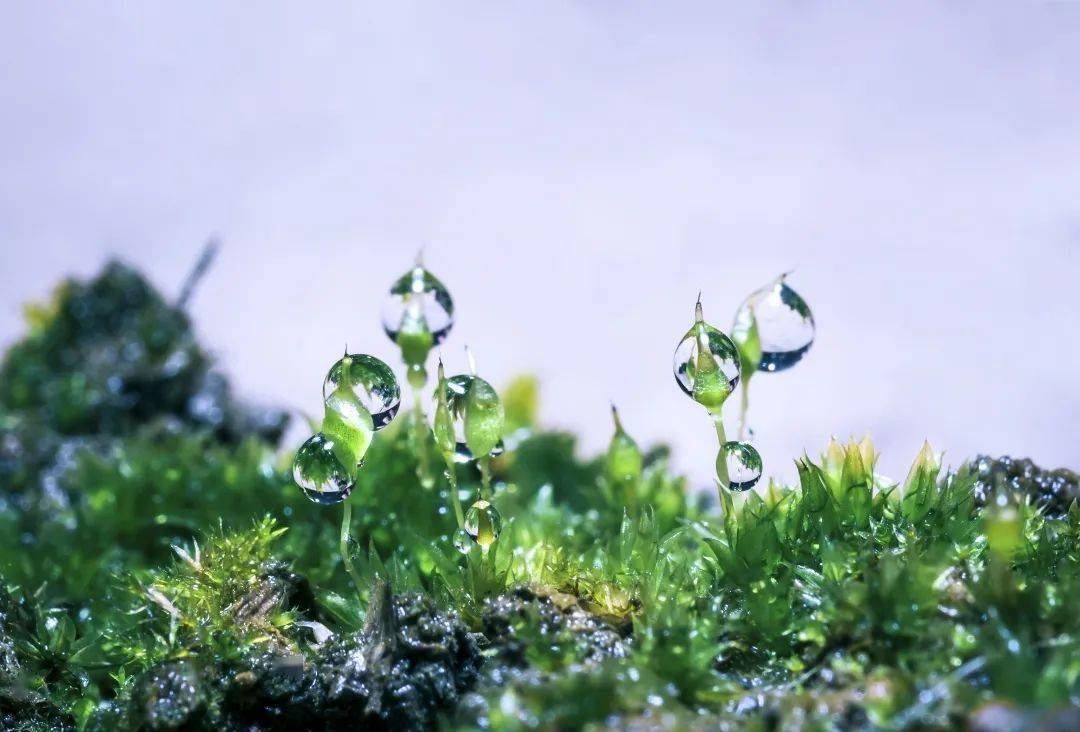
0,261,1077,730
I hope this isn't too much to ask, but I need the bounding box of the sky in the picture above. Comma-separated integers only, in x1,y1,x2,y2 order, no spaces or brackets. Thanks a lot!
1,1,1078,488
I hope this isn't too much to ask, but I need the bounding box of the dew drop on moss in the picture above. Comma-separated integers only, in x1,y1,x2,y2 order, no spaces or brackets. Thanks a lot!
452,528,473,554
322,353,400,429
381,263,454,368
464,499,502,551
441,374,505,462
733,275,814,373
719,441,763,491
673,301,741,409
292,432,355,505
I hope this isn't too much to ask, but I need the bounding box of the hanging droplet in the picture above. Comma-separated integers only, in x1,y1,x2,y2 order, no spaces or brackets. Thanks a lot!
673,298,741,409
606,405,643,485
293,432,355,505
323,353,401,429
381,262,454,377
452,528,473,554
439,366,505,463
718,441,763,491
732,275,814,374
464,499,503,551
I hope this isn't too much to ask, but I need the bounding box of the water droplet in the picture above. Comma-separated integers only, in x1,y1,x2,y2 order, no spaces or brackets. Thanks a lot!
733,275,814,374
293,433,355,505
674,301,741,409
464,499,503,551
453,528,473,554
323,353,401,429
439,374,505,462
381,265,454,367
719,441,763,491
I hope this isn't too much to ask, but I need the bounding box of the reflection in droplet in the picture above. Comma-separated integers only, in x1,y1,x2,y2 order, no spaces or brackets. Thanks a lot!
733,275,814,373
292,433,355,505
464,499,503,552
719,441,763,491
322,353,401,429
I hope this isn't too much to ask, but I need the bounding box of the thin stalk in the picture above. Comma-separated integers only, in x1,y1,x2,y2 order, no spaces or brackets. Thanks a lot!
444,454,465,528
339,500,364,596
737,380,750,441
711,409,730,490
411,384,435,489
477,456,493,500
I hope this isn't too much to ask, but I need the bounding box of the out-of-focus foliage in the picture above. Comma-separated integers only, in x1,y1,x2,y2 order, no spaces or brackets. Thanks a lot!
0,261,1077,730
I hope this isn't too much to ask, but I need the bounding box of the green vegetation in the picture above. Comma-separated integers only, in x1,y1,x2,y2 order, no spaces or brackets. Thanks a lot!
0,259,1077,730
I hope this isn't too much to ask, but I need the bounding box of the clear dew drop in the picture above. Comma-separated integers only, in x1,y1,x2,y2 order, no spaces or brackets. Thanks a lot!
440,374,505,462
719,441,763,492
452,528,473,554
464,499,503,551
381,265,455,353
734,275,814,373
673,321,741,408
322,353,401,429
292,432,355,505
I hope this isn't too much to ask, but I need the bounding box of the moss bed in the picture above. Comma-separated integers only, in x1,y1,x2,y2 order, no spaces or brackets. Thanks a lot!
0,261,1077,731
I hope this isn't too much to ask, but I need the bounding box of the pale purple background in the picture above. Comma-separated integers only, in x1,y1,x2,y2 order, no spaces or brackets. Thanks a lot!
1,2,1078,487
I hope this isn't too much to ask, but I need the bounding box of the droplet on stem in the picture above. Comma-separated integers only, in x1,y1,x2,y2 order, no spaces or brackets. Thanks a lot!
718,441,763,491
322,353,401,429
381,263,455,376
464,498,503,551
293,433,355,505
732,274,814,374
673,298,741,409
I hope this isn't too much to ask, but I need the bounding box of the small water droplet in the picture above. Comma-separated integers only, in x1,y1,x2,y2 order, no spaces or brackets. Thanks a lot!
292,433,355,505
323,353,401,429
453,528,473,554
674,303,741,408
381,265,454,366
464,499,503,551
733,275,814,373
719,441,763,491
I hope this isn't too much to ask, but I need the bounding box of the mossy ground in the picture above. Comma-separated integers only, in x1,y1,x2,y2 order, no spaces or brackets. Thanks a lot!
0,262,1077,730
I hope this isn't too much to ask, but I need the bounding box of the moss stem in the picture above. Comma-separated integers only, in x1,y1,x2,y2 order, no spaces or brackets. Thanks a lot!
711,410,730,491
340,500,365,597
444,455,465,528
737,380,750,441
478,456,493,500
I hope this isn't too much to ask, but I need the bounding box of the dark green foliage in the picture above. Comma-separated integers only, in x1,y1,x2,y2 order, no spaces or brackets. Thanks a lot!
0,261,1077,730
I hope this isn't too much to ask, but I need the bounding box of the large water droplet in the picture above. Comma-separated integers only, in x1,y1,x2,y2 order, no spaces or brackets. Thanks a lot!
733,275,814,373
440,374,505,462
674,316,741,409
293,432,355,505
719,441,763,491
464,499,502,551
323,353,400,429
381,265,454,365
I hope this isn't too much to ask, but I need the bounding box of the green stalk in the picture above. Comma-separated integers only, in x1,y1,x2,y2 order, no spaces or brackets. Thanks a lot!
444,454,465,528
711,409,730,491
478,455,493,500
737,380,750,441
411,383,436,489
339,500,365,596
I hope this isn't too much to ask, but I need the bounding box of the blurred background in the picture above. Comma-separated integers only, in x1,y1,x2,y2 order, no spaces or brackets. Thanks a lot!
1,2,1077,487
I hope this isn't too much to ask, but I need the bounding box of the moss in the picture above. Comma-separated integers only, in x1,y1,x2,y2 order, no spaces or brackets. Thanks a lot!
0,260,1078,730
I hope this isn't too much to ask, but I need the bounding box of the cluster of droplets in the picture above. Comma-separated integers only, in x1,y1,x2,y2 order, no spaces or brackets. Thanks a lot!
434,353,506,554
293,352,401,504
673,276,814,495
672,296,761,492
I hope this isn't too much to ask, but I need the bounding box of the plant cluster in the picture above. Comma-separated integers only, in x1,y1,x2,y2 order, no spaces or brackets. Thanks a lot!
0,257,1076,731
